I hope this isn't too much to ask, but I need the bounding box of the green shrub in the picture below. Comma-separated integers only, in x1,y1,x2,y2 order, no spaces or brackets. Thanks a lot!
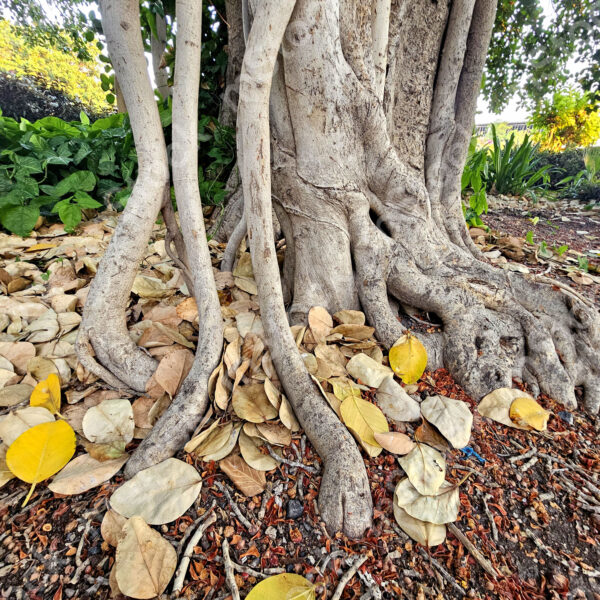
0,105,235,236
534,149,586,188
486,124,550,198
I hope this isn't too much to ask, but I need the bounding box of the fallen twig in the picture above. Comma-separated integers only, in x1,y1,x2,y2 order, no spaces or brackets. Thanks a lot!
520,456,538,472
215,481,256,532
419,548,465,597
265,443,320,474
176,500,217,559
172,512,217,596
222,538,240,600
482,495,499,543
331,555,369,600
448,523,499,579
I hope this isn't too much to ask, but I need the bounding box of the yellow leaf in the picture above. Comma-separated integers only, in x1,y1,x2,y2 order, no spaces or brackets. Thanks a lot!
389,334,427,385
6,419,76,506
29,373,61,415
246,573,316,600
509,397,550,431
25,243,56,252
340,396,388,457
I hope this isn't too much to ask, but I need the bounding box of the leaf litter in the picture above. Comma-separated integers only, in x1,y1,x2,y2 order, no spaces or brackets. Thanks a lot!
0,214,598,599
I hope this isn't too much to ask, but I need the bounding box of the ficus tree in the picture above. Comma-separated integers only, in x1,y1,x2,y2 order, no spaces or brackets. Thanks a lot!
73,0,600,538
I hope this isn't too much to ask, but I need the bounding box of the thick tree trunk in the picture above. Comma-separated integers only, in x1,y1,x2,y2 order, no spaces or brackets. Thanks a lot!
82,0,600,539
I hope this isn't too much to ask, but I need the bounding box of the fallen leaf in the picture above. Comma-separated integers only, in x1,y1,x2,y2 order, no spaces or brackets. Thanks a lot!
115,516,177,599
509,396,550,431
330,324,375,340
27,356,59,381
101,509,128,547
392,502,446,547
0,384,33,408
373,431,415,455
220,454,266,496
0,342,35,375
394,478,460,524
255,422,291,446
389,333,427,384
398,443,446,496
0,406,54,446
197,422,241,462
279,395,300,432
30,373,62,415
346,353,393,388
110,458,202,525
49,453,128,495
239,430,278,471
246,573,316,599
25,310,59,343
232,383,278,423
84,440,127,461
308,306,333,343
376,376,421,422
0,444,14,488
478,388,532,430
82,399,135,444
420,395,472,449
6,420,76,505
333,310,365,325
151,348,194,397
340,395,388,457
414,419,451,452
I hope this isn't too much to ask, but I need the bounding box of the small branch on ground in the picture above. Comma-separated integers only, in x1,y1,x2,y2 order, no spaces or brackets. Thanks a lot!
331,555,369,600
222,538,240,600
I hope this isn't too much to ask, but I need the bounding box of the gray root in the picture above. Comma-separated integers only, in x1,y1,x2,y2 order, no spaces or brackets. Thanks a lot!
77,0,167,392
125,0,224,477
220,213,246,272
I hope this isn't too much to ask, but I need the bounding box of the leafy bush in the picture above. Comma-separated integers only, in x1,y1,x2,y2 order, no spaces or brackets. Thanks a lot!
486,124,550,198
0,106,235,236
530,88,600,152
534,148,586,188
461,139,489,228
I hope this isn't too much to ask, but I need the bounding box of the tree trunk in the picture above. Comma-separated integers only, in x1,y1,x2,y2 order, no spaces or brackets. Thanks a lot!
82,0,600,539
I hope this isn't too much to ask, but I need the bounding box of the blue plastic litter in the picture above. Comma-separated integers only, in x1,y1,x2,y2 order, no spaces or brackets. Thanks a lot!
460,446,485,464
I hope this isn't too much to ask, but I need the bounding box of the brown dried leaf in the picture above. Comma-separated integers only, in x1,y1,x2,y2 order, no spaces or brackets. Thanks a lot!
220,454,266,496
308,306,333,343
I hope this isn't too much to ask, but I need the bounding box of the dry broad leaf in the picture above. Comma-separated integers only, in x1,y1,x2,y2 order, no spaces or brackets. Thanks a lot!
29,373,61,415
239,430,278,471
0,443,14,488
0,384,34,408
420,395,472,449
509,396,550,431
82,398,135,444
6,419,76,505
375,376,421,422
398,443,446,496
414,419,451,452
220,454,266,496
110,458,202,525
232,383,278,423
0,406,54,446
245,573,316,600
346,353,393,388
308,306,333,343
115,516,177,599
49,453,128,495
392,501,446,547
394,478,460,524
340,396,388,457
101,509,128,547
373,431,415,455
477,388,532,430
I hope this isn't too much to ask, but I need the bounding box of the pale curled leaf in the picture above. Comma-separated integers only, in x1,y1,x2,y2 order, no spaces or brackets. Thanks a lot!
82,398,134,444
115,516,177,599
392,502,446,547
373,431,415,455
101,509,128,548
239,430,278,471
346,353,393,388
394,478,460,524
478,388,532,430
110,458,202,525
232,383,278,423
49,453,128,495
420,395,473,449
398,443,446,496
308,306,333,343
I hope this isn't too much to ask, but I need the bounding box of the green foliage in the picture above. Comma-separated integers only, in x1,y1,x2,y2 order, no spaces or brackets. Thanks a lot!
0,19,108,114
530,88,600,151
486,125,551,198
0,105,235,236
461,137,489,228
534,149,587,188
486,0,600,112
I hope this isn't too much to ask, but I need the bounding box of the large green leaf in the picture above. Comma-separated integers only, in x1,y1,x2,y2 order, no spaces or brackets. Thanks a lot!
53,170,96,197
0,204,40,236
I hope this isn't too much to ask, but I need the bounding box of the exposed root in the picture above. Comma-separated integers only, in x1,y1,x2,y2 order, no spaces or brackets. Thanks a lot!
220,213,246,272
238,0,372,537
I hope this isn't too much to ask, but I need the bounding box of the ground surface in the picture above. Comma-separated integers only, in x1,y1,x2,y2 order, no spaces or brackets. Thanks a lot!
0,196,599,600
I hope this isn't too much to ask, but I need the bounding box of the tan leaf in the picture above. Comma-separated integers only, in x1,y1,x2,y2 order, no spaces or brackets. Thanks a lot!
82,399,134,444
398,443,446,496
394,478,460,524
232,383,278,423
110,458,202,525
414,419,451,452
176,297,198,321
373,431,415,455
279,394,300,432
220,454,266,496
333,310,365,325
264,378,281,409
0,406,54,446
308,306,333,343
152,348,194,397
49,453,128,495
239,430,278,471
184,420,220,453
478,388,532,430
0,443,14,489
115,516,177,599
329,324,375,341
420,395,472,449
375,377,421,422
27,356,59,381
346,353,393,388
392,502,446,547
255,422,292,447
132,397,155,430
0,384,33,408
0,342,35,375
101,509,128,547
